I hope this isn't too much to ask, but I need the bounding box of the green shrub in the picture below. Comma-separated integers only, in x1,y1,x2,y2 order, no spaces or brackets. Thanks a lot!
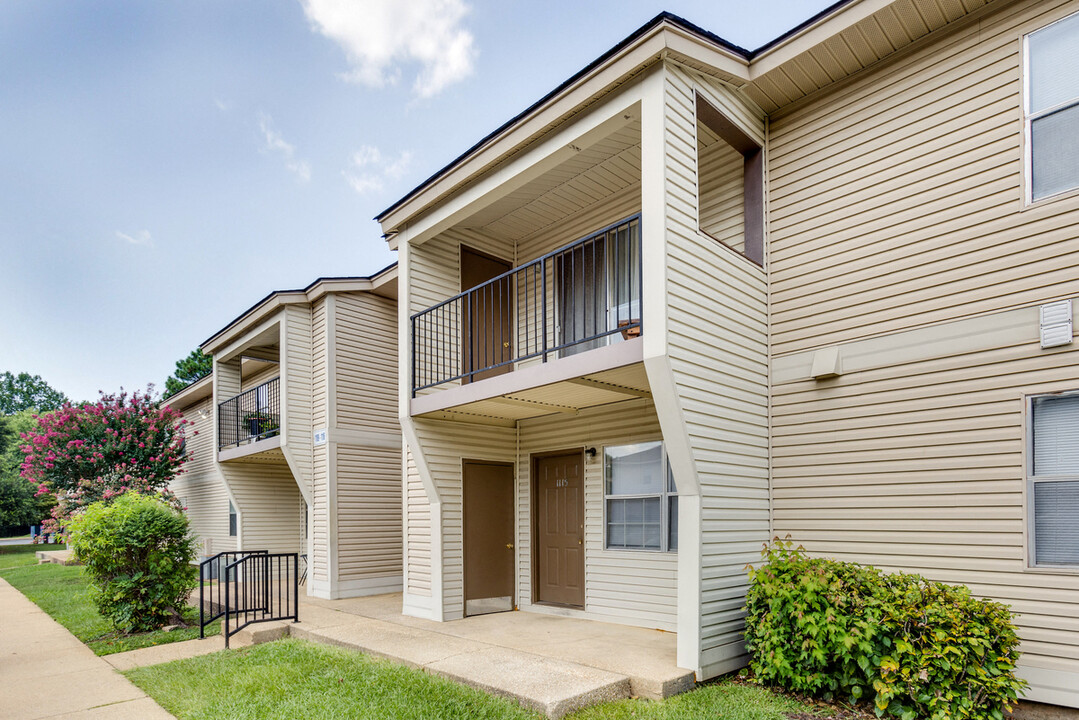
67,493,197,633
744,539,1027,720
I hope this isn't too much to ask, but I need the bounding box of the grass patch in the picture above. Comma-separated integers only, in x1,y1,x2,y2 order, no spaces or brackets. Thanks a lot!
125,638,819,720
125,639,543,720
0,552,219,655
572,681,816,719
0,542,60,570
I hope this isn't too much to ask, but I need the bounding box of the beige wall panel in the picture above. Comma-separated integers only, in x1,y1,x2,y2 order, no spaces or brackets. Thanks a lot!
336,444,402,581
664,62,771,674
768,0,1079,356
169,397,235,556
311,298,329,583
412,417,517,618
335,293,398,434
240,363,279,391
283,305,314,493
218,461,304,555
772,325,1079,698
516,399,678,631
405,446,432,596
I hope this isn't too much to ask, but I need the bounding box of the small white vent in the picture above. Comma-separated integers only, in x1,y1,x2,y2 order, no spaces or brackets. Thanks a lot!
1040,300,1073,349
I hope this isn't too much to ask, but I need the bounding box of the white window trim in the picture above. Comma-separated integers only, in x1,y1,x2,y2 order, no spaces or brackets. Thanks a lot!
602,442,678,553
1023,10,1079,205
1025,390,1079,570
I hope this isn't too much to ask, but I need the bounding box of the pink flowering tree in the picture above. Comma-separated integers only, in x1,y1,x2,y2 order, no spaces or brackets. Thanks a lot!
19,387,191,535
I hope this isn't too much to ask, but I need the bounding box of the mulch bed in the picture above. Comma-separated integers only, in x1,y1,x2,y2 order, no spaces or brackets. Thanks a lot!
728,675,878,720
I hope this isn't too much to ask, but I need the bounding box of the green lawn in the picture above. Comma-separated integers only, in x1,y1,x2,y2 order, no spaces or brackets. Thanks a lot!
124,639,817,720
0,544,219,655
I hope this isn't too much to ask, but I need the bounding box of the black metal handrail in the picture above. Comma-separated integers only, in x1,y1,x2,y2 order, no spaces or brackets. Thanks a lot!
411,214,642,395
222,552,299,648
198,550,267,638
218,377,280,451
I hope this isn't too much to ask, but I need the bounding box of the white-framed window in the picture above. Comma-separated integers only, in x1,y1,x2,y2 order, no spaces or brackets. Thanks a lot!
604,442,678,552
1028,392,1079,566
1025,11,1079,202
228,500,237,537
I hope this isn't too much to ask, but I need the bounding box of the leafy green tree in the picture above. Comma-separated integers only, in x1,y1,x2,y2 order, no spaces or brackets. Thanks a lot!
162,349,212,399
0,371,69,414
0,411,54,533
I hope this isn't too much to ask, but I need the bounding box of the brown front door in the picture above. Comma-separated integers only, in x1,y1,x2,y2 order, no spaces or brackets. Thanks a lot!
460,245,512,383
463,460,515,616
534,451,585,608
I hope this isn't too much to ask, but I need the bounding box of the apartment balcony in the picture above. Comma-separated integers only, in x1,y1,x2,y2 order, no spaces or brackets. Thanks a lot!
410,215,652,424
217,376,283,461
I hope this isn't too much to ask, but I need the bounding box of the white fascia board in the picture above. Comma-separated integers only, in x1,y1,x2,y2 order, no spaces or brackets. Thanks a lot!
380,32,669,236
203,294,302,356
399,90,648,248
213,311,285,363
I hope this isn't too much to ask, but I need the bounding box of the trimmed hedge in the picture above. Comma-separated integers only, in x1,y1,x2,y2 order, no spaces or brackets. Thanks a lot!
67,493,197,633
744,539,1027,720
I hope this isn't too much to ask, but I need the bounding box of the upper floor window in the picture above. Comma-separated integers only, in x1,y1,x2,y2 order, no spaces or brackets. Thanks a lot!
1026,11,1079,202
1029,392,1079,566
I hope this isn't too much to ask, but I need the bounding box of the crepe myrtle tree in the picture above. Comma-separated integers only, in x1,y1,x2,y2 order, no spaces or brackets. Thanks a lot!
19,387,193,535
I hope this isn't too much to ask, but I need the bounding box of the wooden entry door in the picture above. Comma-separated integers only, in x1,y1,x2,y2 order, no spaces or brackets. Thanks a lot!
463,460,515,616
460,245,512,383
533,451,585,608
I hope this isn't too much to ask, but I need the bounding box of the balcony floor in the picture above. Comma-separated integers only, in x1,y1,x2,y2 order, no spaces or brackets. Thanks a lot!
411,338,650,426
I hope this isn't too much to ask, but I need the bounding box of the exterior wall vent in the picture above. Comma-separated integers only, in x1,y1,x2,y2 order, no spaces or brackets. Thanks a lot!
810,346,842,379
1040,300,1073,349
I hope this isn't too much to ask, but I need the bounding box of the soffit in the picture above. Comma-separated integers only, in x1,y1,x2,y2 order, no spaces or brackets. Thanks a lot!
744,0,995,114
463,119,642,242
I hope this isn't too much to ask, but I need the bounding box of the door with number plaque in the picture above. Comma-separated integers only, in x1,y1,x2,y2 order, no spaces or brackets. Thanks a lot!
533,450,585,608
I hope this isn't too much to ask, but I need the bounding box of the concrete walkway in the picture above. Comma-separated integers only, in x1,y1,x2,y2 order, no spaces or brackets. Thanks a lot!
0,577,173,720
289,592,695,718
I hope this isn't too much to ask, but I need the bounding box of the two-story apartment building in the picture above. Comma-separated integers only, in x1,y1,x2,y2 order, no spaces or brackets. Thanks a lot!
377,0,1079,707
168,268,402,600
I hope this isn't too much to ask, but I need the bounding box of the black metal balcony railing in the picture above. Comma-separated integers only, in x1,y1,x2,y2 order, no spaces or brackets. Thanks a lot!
218,377,281,451
411,215,642,395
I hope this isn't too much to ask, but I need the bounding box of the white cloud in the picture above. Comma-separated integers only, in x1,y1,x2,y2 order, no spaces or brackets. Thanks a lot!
258,113,312,182
342,145,413,196
115,230,153,248
301,0,477,98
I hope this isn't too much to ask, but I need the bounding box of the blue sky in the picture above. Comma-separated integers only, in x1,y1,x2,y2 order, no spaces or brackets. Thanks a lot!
0,0,833,402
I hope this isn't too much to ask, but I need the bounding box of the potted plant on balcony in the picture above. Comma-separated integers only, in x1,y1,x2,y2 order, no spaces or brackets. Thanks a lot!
242,411,279,439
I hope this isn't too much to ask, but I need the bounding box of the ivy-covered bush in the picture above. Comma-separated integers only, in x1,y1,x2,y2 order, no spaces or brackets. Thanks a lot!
67,493,197,633
744,539,1027,720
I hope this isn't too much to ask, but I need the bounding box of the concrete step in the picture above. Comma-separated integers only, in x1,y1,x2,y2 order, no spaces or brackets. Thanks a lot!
36,549,78,566
291,618,631,718
229,620,290,647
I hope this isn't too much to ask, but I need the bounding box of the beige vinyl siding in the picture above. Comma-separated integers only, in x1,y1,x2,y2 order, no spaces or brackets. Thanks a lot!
405,445,432,596
412,417,517,619
336,444,402,581
697,128,745,254
170,397,235,556
767,0,1079,357
664,62,771,669
311,298,330,583
771,330,1079,698
217,461,304,555
335,293,398,435
283,305,314,494
516,399,678,631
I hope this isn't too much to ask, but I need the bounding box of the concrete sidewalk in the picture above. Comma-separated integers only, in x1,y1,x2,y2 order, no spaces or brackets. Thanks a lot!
0,577,173,720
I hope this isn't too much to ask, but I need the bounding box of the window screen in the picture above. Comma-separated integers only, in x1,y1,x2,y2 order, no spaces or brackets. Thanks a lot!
1030,393,1079,566
1027,12,1079,200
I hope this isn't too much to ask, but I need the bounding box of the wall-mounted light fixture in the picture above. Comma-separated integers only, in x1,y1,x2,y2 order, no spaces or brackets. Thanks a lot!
585,447,597,461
